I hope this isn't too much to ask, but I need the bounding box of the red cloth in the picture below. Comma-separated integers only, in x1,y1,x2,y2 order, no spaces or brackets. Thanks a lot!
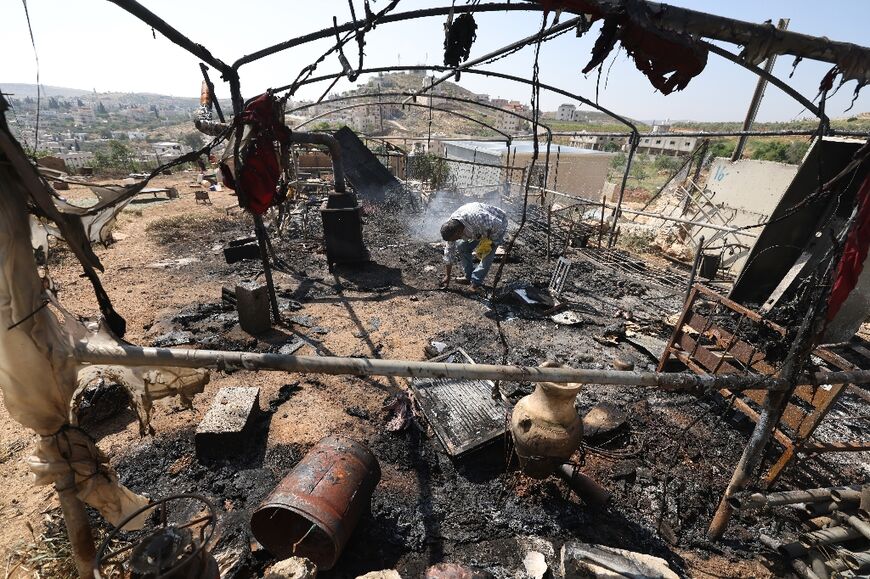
826,174,870,322
223,93,290,215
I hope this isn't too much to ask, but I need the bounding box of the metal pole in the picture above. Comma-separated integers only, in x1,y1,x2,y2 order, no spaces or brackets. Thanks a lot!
608,133,638,247
731,18,790,161
74,343,870,392
597,193,606,249
684,236,705,305
253,215,281,322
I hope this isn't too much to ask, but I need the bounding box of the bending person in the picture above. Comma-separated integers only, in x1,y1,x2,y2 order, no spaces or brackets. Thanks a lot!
440,202,508,292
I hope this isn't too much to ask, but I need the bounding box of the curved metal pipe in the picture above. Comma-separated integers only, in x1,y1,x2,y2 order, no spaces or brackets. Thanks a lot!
276,64,637,133
294,101,514,143
703,41,827,125
289,131,346,193
288,90,553,139
232,3,547,69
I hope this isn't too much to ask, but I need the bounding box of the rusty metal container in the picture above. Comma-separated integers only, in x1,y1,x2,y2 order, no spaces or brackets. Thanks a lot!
250,435,380,570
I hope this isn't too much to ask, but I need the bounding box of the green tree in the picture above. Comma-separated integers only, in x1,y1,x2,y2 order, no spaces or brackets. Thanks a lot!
94,140,136,172
181,132,204,151
709,139,736,158
654,154,682,173
408,153,450,189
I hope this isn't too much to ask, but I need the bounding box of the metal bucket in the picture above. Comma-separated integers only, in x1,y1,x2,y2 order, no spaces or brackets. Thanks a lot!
250,436,380,570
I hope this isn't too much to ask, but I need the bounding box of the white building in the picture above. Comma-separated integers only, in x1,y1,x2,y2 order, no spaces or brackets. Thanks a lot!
569,134,629,152
637,134,698,156
152,141,186,159
556,104,576,121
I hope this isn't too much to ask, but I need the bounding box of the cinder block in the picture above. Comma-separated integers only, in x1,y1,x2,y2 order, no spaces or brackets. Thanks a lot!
223,237,259,264
236,282,271,335
195,386,261,460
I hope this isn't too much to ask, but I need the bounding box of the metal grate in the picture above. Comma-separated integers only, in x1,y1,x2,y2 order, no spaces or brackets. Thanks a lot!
409,348,508,457
549,257,572,297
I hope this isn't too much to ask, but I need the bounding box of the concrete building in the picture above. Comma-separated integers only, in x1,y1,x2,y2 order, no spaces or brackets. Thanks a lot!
556,104,576,121
569,133,629,152
442,140,614,202
494,101,530,134
637,134,698,156
152,141,186,159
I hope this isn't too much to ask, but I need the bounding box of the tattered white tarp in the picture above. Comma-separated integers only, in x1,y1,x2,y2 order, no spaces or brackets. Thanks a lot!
0,98,212,530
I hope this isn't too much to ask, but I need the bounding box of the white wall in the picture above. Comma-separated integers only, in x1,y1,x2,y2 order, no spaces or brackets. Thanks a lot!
706,158,799,215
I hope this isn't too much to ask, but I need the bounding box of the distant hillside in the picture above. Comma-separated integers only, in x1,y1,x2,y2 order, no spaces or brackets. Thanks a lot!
1,83,91,98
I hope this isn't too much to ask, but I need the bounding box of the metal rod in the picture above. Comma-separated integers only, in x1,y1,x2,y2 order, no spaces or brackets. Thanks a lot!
608,133,638,247
408,15,584,102
522,185,757,237
541,129,870,138
684,236,705,305
288,91,553,138
276,65,637,135
74,343,870,392
728,486,861,509
294,101,513,143
760,536,820,579
802,441,870,454
234,3,546,68
703,41,827,127
56,470,96,579
538,0,870,71
731,18,790,161
838,513,870,542
253,215,281,323
106,0,232,75
800,525,863,549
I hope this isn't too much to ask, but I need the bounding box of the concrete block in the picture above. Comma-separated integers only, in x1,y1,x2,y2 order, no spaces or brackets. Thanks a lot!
223,237,259,264
236,282,271,335
195,387,260,460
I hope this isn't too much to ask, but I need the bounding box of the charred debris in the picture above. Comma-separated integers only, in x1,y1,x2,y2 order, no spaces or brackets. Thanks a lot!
2,1,870,578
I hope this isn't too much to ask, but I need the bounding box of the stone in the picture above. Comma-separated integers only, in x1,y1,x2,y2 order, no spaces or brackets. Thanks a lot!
266,557,317,579
523,551,548,579
223,240,259,264
236,282,271,335
612,357,634,371
356,571,401,579
582,403,628,438
195,387,260,460
423,563,492,579
561,542,678,579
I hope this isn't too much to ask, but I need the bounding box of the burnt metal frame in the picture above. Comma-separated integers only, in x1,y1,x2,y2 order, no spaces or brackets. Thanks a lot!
658,283,868,485
287,90,554,141
94,0,870,551
294,101,514,143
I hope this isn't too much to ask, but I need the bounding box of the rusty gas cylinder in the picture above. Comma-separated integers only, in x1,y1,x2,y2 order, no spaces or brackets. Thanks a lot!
250,435,380,570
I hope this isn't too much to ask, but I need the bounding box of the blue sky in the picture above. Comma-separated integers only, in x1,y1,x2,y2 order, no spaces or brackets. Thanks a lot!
2,0,867,121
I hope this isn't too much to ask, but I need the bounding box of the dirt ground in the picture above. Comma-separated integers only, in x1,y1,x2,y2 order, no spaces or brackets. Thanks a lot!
0,171,864,578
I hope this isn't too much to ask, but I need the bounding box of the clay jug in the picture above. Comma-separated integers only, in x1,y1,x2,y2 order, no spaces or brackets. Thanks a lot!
510,363,583,479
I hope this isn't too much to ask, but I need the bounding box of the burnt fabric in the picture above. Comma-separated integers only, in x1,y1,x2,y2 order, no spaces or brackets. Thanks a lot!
223,93,291,215
443,13,478,68
826,174,870,323
537,0,708,95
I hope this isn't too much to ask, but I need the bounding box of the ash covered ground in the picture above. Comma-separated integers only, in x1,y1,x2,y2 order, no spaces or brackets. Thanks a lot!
57,186,867,578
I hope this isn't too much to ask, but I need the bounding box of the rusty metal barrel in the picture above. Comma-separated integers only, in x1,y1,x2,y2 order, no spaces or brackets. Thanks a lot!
250,435,380,570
